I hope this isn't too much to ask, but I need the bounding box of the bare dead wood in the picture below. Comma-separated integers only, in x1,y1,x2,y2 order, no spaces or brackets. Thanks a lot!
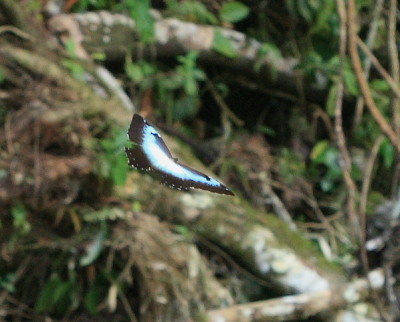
112,212,233,320
207,269,384,321
0,43,129,125
121,166,345,296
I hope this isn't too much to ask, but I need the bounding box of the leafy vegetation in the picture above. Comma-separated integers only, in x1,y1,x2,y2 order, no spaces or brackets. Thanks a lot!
1,0,400,320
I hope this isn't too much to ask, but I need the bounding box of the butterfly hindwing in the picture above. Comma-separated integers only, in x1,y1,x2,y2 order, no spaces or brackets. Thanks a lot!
159,162,234,195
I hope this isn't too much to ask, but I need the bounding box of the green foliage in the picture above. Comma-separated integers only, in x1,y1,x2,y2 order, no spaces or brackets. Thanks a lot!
71,0,122,11
278,149,305,185
91,52,107,61
35,274,76,315
213,30,238,58
379,138,395,168
167,0,218,24
61,40,85,80
220,2,250,23
0,66,4,83
174,225,194,240
12,203,30,234
0,273,16,292
257,125,276,137
70,0,157,45
255,42,282,76
125,51,206,122
370,79,391,116
343,62,360,96
91,128,129,186
310,141,343,192
325,83,337,117
125,60,157,88
286,0,337,34
83,207,127,222
168,52,205,121
84,278,107,316
34,260,109,317
126,0,154,43
176,51,206,96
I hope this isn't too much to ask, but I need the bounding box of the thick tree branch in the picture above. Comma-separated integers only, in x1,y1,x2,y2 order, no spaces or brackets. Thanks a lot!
207,269,384,321
47,11,339,106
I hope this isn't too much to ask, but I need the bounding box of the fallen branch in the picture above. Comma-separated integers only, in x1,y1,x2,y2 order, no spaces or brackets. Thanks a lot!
207,269,384,321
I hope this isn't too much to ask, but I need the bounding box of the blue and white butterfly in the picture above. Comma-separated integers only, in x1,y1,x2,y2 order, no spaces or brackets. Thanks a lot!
125,114,234,196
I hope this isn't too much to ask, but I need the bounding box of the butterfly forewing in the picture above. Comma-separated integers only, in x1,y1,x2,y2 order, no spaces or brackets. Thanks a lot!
125,113,234,196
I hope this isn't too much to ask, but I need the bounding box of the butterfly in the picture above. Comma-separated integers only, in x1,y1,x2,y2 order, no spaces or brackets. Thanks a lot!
125,114,234,196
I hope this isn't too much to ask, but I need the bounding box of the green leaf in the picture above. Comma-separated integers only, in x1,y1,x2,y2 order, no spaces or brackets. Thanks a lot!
125,62,143,82
11,203,30,234
0,67,4,83
111,154,128,186
310,140,329,162
127,0,154,43
255,43,282,76
326,83,338,117
62,59,85,80
213,30,237,58
64,39,78,58
370,79,391,92
379,138,395,168
309,1,335,34
84,285,101,316
35,275,61,312
343,64,359,96
220,1,250,23
297,0,313,22
168,0,218,24
0,273,16,292
53,281,73,304
91,52,107,61
174,225,194,240
176,51,205,96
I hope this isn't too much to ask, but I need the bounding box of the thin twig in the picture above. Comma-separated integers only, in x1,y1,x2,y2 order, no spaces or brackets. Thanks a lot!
348,0,400,153
388,0,400,133
348,2,392,319
336,0,359,235
353,0,384,130
205,78,244,127
356,37,400,100
359,135,384,218
118,285,138,322
263,179,298,231
388,0,400,197
0,25,31,39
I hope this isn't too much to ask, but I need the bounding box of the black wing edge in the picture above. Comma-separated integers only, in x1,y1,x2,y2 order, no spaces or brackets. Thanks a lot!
157,166,234,196
127,114,146,144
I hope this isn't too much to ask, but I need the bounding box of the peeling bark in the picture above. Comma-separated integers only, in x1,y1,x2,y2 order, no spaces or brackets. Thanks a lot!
207,269,384,321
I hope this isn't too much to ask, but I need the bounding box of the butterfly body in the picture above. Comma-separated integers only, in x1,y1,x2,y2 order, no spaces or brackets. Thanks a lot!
125,114,234,196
